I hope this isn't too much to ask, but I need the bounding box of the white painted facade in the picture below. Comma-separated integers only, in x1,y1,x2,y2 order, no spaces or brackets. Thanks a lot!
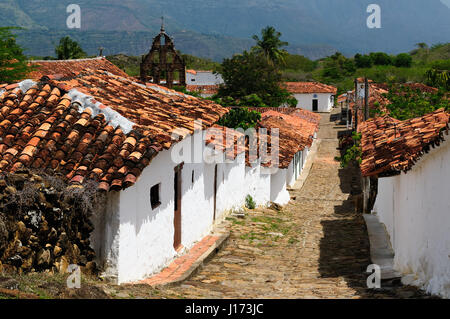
91,128,318,283
293,93,334,112
270,167,291,205
372,138,450,298
92,131,249,283
186,71,224,86
243,159,271,207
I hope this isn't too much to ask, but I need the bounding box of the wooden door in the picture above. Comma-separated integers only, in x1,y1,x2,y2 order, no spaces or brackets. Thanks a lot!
213,164,218,221
312,99,319,112
173,163,183,250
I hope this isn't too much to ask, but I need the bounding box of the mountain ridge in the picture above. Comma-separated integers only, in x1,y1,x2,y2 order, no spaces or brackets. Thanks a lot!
2,0,449,60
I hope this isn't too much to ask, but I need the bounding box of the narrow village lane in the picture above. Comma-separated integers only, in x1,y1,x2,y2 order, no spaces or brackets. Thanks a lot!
123,109,430,299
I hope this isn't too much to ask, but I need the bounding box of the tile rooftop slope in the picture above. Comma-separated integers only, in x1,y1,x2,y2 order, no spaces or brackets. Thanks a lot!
0,71,228,191
237,107,321,125
46,68,228,140
283,82,337,94
359,109,449,177
257,115,312,169
205,125,246,160
240,106,297,115
186,84,219,95
337,94,347,103
29,57,129,79
235,108,320,168
261,110,318,143
290,108,321,126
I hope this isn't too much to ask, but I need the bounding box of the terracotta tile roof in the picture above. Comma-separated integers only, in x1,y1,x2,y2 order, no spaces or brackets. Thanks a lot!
205,125,245,160
235,106,321,125
290,108,321,126
257,111,316,169
186,69,197,75
283,82,337,94
186,84,219,95
261,110,318,143
0,70,228,191
359,109,449,177
29,57,129,79
337,94,347,103
239,107,296,115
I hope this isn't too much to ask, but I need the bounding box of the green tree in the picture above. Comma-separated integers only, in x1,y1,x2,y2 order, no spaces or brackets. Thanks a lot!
394,53,412,67
354,53,373,68
217,50,294,107
383,84,449,120
321,52,356,80
369,52,393,66
0,27,31,83
217,107,262,130
415,42,428,50
55,36,86,60
251,26,288,66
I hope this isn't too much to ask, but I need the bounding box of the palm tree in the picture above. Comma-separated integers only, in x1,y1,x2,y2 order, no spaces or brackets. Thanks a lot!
252,26,288,66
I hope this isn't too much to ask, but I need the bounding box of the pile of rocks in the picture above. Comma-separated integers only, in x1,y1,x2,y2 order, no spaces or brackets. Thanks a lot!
0,170,102,275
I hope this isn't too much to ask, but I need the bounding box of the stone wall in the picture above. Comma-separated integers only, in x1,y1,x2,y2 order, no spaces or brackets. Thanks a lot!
0,170,103,275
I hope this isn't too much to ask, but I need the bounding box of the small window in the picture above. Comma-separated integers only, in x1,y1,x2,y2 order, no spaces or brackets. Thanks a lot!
192,170,195,184
150,183,161,209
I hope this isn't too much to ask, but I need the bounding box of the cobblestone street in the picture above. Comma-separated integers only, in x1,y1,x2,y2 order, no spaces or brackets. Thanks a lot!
119,110,432,299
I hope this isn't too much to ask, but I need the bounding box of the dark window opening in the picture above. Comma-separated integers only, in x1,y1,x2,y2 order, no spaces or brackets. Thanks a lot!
150,183,161,209
192,170,194,184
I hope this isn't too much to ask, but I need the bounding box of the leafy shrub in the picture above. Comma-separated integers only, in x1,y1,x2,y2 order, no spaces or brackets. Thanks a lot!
245,195,256,209
394,53,413,67
217,108,261,130
336,132,362,168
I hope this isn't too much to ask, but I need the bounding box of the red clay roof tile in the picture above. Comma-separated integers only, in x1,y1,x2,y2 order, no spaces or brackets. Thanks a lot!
283,82,337,94
359,109,449,177
0,65,228,191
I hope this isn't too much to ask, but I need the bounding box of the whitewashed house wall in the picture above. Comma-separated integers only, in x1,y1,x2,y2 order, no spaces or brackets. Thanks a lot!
91,124,318,283
270,167,291,205
372,138,450,298
293,93,334,112
93,131,248,284
186,71,223,85
243,159,271,207
286,150,303,188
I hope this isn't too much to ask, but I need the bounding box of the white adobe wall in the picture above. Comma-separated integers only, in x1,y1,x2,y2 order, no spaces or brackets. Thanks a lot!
90,191,121,281
286,150,304,187
293,93,333,112
270,168,291,205
215,152,246,216
94,131,249,284
244,159,271,207
372,138,450,298
186,71,223,85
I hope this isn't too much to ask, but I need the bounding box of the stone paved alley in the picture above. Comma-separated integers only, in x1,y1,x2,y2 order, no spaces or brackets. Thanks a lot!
116,109,433,299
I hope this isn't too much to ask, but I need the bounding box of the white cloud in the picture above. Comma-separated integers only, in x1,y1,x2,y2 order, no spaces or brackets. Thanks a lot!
440,0,450,9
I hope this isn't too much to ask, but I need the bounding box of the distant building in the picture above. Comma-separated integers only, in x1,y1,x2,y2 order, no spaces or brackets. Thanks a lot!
185,70,223,97
186,70,223,86
284,82,337,112
140,23,186,88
